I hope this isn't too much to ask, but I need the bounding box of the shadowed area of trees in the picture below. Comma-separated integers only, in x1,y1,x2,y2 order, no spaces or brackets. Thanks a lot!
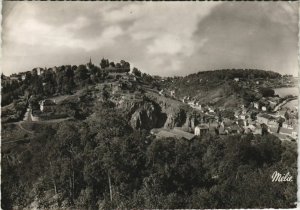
1,101,297,209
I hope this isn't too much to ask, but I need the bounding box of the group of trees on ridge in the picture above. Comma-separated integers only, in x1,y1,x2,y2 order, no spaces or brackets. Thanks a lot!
2,65,283,107
1,58,161,107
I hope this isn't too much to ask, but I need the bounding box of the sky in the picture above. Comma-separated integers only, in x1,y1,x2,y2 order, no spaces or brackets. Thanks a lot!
1,1,299,76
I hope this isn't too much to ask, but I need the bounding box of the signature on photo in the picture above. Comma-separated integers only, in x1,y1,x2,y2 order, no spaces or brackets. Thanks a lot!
271,171,293,182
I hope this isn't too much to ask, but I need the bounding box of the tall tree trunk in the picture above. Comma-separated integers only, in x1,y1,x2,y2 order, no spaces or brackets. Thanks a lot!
69,174,73,201
107,171,113,202
69,158,73,202
72,166,75,201
49,161,57,195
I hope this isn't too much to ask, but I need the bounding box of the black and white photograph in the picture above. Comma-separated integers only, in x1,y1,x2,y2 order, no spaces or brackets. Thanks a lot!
1,1,299,209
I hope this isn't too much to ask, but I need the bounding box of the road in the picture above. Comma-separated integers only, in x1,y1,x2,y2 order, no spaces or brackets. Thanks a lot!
17,122,34,134
274,96,298,112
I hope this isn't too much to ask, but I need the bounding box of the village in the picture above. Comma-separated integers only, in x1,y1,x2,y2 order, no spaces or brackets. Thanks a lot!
151,82,298,142
2,59,298,144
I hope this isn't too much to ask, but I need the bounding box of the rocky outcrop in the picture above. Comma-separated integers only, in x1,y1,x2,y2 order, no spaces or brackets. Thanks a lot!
121,93,199,131
182,114,198,131
163,109,198,130
163,108,186,129
130,101,166,130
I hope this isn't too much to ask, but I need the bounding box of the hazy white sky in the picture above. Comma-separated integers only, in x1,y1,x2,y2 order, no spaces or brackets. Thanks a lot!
1,2,299,76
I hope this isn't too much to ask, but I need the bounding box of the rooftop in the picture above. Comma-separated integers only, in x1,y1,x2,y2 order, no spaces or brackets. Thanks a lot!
257,113,276,120
155,128,195,140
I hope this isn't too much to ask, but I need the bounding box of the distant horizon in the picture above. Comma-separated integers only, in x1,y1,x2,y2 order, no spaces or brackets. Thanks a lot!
3,59,296,78
2,2,299,77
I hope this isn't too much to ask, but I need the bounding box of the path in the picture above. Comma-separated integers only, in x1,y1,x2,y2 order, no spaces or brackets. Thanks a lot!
2,138,30,145
17,122,34,134
274,96,297,112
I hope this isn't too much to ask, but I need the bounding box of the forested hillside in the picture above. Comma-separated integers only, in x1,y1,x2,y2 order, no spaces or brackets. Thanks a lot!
161,69,290,107
2,100,297,209
1,64,297,209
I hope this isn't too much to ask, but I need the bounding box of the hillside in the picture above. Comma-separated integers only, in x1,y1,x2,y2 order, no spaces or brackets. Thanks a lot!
1,62,297,209
160,69,294,108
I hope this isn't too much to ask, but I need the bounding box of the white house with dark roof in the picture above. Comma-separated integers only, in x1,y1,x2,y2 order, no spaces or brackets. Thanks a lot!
194,124,209,136
40,99,56,112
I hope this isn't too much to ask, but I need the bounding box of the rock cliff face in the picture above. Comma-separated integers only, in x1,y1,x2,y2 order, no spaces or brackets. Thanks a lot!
118,93,200,131
182,114,198,131
130,101,166,130
163,108,186,128
128,101,199,131
163,109,199,130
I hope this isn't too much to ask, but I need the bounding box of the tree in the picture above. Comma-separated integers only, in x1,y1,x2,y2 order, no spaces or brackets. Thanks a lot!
100,58,109,69
260,88,275,97
132,68,142,77
109,62,115,67
120,60,130,72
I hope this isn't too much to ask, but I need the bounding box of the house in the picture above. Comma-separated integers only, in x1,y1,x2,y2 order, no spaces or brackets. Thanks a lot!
227,124,243,134
240,114,247,120
269,126,280,134
21,74,26,81
208,107,215,113
159,89,164,96
128,74,137,81
109,72,128,79
40,99,56,112
253,124,262,135
237,119,247,127
253,102,259,109
194,103,202,110
170,90,175,98
247,124,256,132
234,110,240,118
279,125,298,139
282,122,293,129
155,130,178,139
172,127,196,140
241,108,247,114
234,78,239,82
10,76,20,82
257,114,277,125
253,123,269,135
261,106,267,111
155,128,196,140
194,124,209,136
37,68,43,76
188,101,196,106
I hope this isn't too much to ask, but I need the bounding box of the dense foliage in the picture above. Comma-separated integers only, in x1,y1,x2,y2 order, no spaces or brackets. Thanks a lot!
2,65,296,209
1,59,131,106
189,69,281,79
2,101,297,209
